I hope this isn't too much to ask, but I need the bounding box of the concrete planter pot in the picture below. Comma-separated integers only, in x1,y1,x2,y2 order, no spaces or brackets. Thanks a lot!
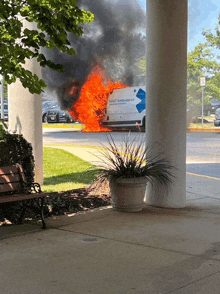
109,177,148,212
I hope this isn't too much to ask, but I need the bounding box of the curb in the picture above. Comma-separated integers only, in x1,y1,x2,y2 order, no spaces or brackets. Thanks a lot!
188,128,220,132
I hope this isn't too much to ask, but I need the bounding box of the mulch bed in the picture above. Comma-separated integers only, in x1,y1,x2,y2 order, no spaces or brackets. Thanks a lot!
46,183,111,216
0,183,111,226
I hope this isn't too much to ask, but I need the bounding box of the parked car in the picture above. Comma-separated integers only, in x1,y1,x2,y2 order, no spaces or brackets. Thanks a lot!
0,103,8,121
42,100,58,122
211,100,220,114
47,107,74,123
214,107,220,126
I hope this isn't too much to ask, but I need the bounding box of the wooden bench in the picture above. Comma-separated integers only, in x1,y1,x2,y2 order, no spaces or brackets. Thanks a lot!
0,164,48,229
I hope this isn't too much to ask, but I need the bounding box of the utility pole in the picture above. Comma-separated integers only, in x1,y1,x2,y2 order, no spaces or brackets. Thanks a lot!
200,77,206,128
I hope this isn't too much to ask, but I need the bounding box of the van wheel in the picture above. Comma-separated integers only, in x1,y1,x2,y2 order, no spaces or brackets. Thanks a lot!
141,117,146,132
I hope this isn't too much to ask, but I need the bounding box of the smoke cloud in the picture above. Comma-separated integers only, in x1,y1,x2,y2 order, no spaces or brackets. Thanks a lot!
42,0,146,109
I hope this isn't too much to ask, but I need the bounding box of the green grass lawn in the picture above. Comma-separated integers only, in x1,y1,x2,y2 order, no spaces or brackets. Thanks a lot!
189,123,217,129
43,123,84,129
43,120,219,130
42,147,97,192
188,116,218,129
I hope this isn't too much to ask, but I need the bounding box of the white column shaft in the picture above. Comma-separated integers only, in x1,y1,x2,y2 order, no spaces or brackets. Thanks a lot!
8,24,43,184
146,0,188,208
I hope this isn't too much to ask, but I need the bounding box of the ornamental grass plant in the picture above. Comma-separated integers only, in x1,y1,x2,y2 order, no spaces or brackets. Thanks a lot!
89,134,175,189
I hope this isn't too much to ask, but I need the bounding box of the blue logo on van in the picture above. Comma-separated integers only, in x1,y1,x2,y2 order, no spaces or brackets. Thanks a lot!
136,88,146,113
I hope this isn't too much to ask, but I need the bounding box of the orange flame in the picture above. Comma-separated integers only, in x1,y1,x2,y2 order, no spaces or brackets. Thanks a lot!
69,66,127,132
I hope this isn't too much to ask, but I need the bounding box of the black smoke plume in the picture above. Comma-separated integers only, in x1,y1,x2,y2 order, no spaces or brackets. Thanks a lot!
42,0,146,109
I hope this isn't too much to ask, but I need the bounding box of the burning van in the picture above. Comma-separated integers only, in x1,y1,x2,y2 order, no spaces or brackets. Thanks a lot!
102,86,146,131
69,66,127,132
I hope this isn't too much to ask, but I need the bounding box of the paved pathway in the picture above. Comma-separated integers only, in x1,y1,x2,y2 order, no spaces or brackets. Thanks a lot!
2,143,220,293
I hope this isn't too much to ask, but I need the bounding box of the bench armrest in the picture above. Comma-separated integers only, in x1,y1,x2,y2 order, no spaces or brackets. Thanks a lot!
30,182,42,194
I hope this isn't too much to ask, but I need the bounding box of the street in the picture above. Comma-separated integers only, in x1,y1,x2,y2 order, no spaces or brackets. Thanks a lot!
186,132,220,178
43,128,220,178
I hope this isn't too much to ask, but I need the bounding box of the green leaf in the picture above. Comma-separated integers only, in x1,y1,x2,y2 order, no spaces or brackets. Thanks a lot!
66,48,76,56
0,0,94,94
69,0,77,6
20,6,30,17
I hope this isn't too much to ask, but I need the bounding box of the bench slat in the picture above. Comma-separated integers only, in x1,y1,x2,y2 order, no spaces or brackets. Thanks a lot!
0,173,21,184
0,192,48,203
0,165,19,175
0,182,21,193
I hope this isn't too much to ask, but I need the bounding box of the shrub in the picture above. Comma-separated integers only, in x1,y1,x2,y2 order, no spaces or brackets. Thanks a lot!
0,125,35,224
0,127,35,187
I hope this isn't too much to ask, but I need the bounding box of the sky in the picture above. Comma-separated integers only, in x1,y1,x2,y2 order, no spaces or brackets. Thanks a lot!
137,0,220,52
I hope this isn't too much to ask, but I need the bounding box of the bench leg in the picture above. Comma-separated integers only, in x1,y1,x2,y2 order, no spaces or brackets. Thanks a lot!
39,198,46,229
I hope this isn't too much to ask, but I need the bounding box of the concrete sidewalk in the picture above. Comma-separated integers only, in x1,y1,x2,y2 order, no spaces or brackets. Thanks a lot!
1,147,220,294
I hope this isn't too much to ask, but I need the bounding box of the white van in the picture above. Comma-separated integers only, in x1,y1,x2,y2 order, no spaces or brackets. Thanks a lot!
102,86,146,131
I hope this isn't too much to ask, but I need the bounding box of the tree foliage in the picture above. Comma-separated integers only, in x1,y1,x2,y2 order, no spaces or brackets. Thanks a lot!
136,56,146,77
187,13,220,106
138,39,220,107
187,42,220,106
0,0,94,94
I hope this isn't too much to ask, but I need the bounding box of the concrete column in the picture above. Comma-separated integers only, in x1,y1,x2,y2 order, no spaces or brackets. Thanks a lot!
8,22,43,185
146,0,187,208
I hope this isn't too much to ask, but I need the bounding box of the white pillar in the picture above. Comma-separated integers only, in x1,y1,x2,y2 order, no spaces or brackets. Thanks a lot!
8,23,43,185
146,0,187,208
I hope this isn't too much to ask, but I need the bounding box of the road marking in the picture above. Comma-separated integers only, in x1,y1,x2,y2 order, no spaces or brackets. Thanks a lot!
186,172,220,181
